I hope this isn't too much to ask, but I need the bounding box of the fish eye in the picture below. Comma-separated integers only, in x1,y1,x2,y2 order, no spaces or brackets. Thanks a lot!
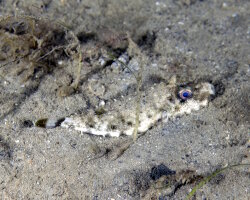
178,89,192,101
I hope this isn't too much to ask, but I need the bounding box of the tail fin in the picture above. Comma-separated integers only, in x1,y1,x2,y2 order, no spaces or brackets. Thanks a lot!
35,118,65,128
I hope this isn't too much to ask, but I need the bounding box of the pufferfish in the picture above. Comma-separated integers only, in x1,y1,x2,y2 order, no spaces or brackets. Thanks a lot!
36,76,215,137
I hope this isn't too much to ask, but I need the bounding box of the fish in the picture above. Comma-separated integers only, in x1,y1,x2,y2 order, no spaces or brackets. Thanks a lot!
35,75,215,137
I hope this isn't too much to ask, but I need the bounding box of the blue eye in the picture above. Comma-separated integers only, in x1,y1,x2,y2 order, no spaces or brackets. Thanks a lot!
178,89,192,100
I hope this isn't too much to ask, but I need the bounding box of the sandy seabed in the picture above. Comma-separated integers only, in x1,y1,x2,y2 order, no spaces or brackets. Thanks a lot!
0,0,249,199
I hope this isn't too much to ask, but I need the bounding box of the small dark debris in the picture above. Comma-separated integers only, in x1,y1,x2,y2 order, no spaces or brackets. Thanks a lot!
127,121,133,126
22,120,34,128
110,124,117,130
0,136,12,160
136,31,156,49
77,32,96,43
213,81,225,99
150,164,176,180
